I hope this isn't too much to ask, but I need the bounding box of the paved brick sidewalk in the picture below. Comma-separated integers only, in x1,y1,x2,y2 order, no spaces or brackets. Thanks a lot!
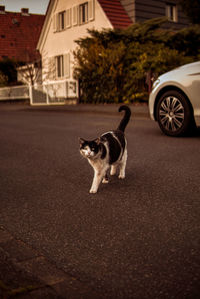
0,227,101,298
28,103,149,118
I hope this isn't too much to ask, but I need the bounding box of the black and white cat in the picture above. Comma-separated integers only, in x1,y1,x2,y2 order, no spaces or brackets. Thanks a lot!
79,105,131,193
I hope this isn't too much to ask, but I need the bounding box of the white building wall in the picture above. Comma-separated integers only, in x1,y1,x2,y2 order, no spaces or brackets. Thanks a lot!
39,0,113,89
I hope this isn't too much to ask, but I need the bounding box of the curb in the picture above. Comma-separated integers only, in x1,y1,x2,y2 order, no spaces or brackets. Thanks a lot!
0,103,150,119
27,103,150,118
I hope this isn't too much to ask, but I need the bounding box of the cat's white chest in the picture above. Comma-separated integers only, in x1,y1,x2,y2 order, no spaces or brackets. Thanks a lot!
88,158,104,171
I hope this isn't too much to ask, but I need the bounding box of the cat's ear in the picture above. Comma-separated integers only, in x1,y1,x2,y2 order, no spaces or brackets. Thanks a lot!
79,138,85,145
94,138,101,145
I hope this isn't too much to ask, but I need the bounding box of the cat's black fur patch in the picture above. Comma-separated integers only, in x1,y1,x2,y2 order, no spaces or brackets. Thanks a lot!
101,131,124,164
100,143,107,159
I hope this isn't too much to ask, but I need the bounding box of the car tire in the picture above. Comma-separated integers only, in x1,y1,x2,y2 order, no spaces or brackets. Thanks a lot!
156,90,193,137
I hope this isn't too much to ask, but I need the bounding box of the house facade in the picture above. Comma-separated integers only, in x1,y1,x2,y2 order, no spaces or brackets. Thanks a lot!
37,0,132,98
121,0,189,29
37,0,190,100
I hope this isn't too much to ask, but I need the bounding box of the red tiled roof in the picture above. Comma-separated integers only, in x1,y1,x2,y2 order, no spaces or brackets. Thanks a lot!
0,10,45,62
98,0,132,29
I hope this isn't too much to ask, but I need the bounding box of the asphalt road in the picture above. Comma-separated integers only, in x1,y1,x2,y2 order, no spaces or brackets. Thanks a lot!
0,105,200,298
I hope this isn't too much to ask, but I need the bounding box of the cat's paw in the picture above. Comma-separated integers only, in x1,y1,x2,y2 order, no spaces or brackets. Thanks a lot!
89,188,98,194
110,170,116,176
118,174,125,179
102,178,109,184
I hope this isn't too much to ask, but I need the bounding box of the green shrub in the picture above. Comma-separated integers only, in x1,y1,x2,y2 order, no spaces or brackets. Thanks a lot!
0,58,17,86
73,19,200,103
0,71,8,87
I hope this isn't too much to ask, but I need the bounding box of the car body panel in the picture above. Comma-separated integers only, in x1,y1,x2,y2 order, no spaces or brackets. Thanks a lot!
149,61,200,126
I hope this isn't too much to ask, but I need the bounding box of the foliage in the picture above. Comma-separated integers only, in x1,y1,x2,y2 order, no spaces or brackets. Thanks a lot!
0,71,8,87
74,39,127,103
178,0,200,24
166,25,200,57
122,41,190,102
0,53,41,87
0,58,17,86
74,18,200,103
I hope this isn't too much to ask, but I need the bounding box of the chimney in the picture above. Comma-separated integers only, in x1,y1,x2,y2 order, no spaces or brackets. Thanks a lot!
21,8,29,16
0,5,6,14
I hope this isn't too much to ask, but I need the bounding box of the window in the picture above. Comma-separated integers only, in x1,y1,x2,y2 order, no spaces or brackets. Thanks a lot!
53,9,71,32
79,2,88,25
53,1,94,31
58,11,66,30
55,54,70,79
56,55,64,78
74,1,94,25
166,3,178,22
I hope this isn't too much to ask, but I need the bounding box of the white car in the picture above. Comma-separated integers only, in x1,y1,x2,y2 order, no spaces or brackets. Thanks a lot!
149,61,200,136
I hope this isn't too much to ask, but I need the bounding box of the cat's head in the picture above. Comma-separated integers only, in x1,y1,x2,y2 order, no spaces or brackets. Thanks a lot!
79,138,100,159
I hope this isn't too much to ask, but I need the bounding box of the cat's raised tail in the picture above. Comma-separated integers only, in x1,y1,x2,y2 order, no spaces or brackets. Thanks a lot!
117,105,131,132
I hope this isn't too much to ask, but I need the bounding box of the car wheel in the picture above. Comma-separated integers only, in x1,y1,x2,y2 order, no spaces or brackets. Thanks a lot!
156,90,193,137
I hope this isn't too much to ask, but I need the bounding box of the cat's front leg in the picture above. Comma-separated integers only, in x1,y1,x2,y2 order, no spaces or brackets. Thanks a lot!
90,167,108,193
90,172,102,193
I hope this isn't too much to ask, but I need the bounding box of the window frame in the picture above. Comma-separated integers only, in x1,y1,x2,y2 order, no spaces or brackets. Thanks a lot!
53,1,95,32
55,53,70,79
56,55,64,78
79,2,89,25
58,10,66,30
166,3,178,22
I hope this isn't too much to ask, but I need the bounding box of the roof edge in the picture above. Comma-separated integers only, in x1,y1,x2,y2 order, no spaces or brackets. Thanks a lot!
37,0,56,51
